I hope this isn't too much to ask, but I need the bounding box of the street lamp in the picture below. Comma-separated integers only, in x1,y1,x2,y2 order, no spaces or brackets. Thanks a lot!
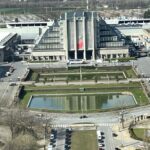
80,66,82,84
120,111,125,129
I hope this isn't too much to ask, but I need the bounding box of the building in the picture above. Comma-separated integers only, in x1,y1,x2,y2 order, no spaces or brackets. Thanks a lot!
0,33,20,62
31,11,129,62
117,27,150,50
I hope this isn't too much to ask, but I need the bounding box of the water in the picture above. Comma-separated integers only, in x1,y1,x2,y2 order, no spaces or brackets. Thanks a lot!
28,93,136,112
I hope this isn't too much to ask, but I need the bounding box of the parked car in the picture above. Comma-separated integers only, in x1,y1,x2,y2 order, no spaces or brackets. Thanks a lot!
99,143,105,147
9,82,17,86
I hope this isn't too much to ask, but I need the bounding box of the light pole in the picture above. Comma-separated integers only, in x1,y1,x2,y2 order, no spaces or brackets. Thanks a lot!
81,96,83,117
120,111,125,129
80,66,82,84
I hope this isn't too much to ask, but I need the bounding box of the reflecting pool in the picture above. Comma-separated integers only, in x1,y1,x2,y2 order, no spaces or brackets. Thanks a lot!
28,93,136,112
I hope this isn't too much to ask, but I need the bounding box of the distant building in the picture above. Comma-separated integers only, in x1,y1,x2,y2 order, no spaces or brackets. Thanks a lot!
0,33,20,62
31,11,129,62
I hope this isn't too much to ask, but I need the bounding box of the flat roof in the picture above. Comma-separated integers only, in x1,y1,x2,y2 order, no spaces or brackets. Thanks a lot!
0,32,10,43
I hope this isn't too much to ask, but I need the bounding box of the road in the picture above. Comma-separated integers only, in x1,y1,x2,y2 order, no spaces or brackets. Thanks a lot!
0,82,19,107
0,61,28,106
29,104,150,127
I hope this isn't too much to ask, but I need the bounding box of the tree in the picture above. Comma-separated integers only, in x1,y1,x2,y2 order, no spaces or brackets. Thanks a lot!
6,110,18,139
5,109,36,139
66,77,69,85
144,9,150,18
4,134,38,150
95,75,98,83
43,77,47,84
115,75,119,82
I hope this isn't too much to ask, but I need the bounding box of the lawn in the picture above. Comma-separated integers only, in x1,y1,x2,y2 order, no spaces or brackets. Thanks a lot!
132,128,150,142
20,82,149,109
71,130,98,150
26,66,137,82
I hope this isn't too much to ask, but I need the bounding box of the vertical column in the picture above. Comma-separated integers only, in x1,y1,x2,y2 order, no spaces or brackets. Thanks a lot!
83,12,86,60
91,12,95,60
74,14,77,60
64,13,68,61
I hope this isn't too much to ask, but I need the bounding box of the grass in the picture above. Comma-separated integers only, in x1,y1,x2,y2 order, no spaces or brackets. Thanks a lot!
20,82,149,108
132,128,150,142
33,72,126,82
124,69,137,78
26,66,137,82
24,82,141,90
130,88,148,104
71,130,98,150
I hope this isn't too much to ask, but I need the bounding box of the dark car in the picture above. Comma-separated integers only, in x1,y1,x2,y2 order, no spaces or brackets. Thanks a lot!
98,139,104,143
80,115,88,119
113,133,118,137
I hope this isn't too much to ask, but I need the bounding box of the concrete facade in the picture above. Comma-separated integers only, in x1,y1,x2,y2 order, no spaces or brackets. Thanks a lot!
31,11,130,62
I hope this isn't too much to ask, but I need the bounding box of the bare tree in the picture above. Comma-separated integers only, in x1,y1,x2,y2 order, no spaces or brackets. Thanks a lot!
4,134,38,150
5,109,36,139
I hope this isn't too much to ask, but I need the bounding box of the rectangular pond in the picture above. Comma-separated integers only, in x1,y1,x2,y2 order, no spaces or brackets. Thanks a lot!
28,93,136,112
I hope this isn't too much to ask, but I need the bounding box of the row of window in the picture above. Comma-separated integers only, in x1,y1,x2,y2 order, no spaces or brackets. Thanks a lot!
100,41,124,47
41,38,60,43
100,31,114,36
100,36,118,42
36,44,63,49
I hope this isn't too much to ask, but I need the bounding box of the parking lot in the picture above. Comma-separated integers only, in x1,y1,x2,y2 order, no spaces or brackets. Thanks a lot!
48,128,72,150
48,126,119,150
135,57,150,77
97,126,115,150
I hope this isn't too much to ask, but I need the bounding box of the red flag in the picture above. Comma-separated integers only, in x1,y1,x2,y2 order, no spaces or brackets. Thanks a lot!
77,39,83,49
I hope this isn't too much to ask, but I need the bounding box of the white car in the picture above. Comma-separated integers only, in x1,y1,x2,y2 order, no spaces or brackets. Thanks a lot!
99,143,103,147
50,134,54,140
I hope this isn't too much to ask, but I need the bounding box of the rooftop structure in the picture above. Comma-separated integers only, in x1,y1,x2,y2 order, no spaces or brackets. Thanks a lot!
105,18,150,26
6,21,53,28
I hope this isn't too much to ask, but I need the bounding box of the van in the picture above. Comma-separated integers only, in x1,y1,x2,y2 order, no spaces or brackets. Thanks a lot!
97,130,102,139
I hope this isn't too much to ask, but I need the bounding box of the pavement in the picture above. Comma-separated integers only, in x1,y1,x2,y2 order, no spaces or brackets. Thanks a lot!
27,61,67,69
55,129,66,150
135,57,150,77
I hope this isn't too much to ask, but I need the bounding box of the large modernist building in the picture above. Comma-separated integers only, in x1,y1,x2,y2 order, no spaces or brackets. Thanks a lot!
0,33,20,62
31,11,129,62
